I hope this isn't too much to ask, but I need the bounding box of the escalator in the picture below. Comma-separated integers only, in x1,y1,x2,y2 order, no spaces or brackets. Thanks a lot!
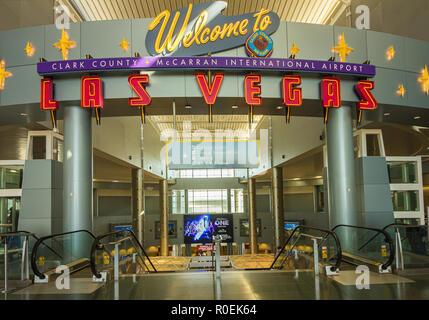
31,230,97,281
90,229,156,281
270,226,342,275
383,223,429,274
0,231,44,292
331,224,394,273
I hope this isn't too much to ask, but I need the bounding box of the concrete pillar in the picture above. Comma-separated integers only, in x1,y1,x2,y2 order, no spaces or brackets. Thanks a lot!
272,167,285,249
326,106,358,228
132,168,144,244
159,179,169,256
63,105,93,233
248,178,258,254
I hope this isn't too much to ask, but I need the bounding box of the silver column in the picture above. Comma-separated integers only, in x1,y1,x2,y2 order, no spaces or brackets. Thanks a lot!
272,167,285,249
132,168,144,244
63,106,93,233
248,178,258,254
159,179,169,256
326,106,358,228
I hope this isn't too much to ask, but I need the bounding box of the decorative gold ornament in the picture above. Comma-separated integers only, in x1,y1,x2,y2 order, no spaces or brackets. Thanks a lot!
332,33,354,62
53,28,76,60
25,41,35,57
119,37,130,52
290,42,300,57
0,60,13,90
386,45,395,61
418,65,429,95
396,84,405,97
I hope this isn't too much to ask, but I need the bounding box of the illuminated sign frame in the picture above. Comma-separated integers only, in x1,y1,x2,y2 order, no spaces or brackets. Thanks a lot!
37,56,376,77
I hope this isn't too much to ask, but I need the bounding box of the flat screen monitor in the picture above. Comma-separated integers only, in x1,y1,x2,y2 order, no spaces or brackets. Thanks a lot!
184,214,233,244
284,222,300,230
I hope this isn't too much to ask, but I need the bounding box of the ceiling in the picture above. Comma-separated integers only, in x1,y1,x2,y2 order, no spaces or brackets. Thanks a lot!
149,114,264,139
63,0,346,24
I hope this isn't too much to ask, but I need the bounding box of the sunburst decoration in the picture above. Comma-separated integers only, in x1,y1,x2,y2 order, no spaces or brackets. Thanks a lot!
386,46,396,61
290,42,300,57
53,28,76,60
332,33,354,62
24,41,35,57
418,65,429,95
0,60,13,90
396,84,405,97
119,37,130,52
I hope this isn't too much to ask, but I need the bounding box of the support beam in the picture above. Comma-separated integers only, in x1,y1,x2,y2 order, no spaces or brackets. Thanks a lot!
272,167,285,249
326,106,358,228
63,105,93,234
248,178,258,254
159,179,169,256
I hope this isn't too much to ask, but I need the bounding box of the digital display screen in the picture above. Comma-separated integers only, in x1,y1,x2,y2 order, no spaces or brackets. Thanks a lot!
184,214,233,244
113,225,132,232
284,222,299,230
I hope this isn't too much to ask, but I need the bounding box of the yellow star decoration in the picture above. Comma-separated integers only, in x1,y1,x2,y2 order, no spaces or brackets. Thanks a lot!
386,45,396,61
24,41,35,57
332,33,354,62
119,37,130,52
418,65,429,95
0,60,13,91
396,84,406,97
53,28,76,61
290,42,300,57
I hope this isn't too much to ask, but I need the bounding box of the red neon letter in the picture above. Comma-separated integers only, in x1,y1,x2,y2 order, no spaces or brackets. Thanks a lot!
321,77,341,108
81,76,103,108
245,74,262,105
195,73,224,105
355,80,377,110
128,74,151,107
40,78,58,110
282,75,302,106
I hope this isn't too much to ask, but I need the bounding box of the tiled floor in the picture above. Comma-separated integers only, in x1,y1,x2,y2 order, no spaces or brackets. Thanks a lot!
4,269,429,300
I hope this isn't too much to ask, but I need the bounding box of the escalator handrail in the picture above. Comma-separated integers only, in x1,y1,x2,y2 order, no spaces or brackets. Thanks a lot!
332,224,394,270
270,225,342,271
91,229,157,279
31,229,96,279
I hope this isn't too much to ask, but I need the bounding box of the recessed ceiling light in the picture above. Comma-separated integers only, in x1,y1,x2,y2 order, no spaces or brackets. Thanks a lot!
19,112,28,116
383,113,390,116
414,116,421,120
232,105,238,109
276,106,283,110
185,105,192,109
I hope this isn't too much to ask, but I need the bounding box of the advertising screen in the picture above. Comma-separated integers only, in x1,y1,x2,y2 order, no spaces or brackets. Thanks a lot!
184,214,233,244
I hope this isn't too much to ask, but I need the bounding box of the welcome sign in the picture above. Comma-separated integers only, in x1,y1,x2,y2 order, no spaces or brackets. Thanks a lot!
145,1,280,56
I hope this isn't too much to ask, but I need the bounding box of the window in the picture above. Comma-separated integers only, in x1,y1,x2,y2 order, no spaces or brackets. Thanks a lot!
175,169,236,178
315,185,325,212
188,189,228,213
391,190,419,211
171,190,185,214
387,161,417,184
230,189,244,213
366,134,381,156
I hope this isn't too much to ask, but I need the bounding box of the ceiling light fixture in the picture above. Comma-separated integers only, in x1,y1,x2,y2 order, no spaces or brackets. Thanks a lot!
232,105,238,109
414,116,421,120
185,105,192,109
277,106,283,110
383,113,390,116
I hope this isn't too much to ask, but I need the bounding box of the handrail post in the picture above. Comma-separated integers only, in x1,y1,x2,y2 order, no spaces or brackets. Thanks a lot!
114,243,119,281
312,238,319,275
132,253,137,274
21,235,29,281
3,237,8,293
395,228,404,271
